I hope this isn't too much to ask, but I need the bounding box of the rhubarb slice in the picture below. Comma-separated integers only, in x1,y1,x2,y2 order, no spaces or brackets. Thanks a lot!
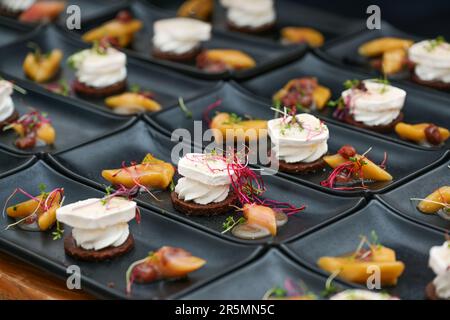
417,186,450,214
23,49,63,83
105,92,162,113
210,112,267,142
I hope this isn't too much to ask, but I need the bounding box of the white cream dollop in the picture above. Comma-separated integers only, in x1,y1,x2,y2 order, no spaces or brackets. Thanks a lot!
56,197,136,251
0,80,14,123
221,0,276,28
70,47,127,88
0,0,35,12
433,270,450,300
153,18,211,54
330,289,398,300
268,113,329,163
342,80,406,126
409,40,450,83
429,241,450,275
174,153,233,205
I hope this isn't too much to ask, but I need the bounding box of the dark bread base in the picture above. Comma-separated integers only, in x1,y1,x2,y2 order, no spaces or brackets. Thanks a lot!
425,281,445,300
73,79,126,98
411,72,450,91
0,110,19,130
344,112,404,133
152,46,200,63
277,157,326,174
64,233,134,261
171,191,238,216
0,7,22,19
227,20,275,34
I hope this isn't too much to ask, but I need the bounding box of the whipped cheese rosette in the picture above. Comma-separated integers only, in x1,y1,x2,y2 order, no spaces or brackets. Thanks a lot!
221,0,276,29
69,47,127,88
268,113,329,164
428,241,450,299
0,80,15,123
57,197,136,251
342,80,406,127
330,289,399,300
153,18,211,55
409,40,450,83
174,153,234,205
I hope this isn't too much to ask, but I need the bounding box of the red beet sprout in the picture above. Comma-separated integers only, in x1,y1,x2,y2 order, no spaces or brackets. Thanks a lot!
202,99,223,126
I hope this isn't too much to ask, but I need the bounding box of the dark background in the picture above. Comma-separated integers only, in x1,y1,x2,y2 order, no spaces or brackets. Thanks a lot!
292,0,450,38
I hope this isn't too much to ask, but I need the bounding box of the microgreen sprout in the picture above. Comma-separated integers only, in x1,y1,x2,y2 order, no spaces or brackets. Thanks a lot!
221,216,246,234
178,97,192,119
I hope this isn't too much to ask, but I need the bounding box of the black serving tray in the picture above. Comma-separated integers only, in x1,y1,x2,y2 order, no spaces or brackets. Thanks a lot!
240,53,450,151
317,21,450,96
0,78,134,155
46,120,365,245
0,147,35,178
0,24,217,115
144,0,364,46
182,248,353,300
282,200,446,300
146,81,447,197
0,17,35,48
0,159,261,299
67,1,308,80
377,160,450,232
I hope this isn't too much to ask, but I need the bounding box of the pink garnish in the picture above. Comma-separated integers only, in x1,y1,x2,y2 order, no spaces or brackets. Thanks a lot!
202,99,223,126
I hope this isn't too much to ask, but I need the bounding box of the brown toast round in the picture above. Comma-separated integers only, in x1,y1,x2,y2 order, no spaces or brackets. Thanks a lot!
73,79,126,98
425,281,442,300
0,109,19,130
171,191,238,216
152,46,200,63
277,157,326,174
344,112,404,133
227,20,275,34
64,233,134,261
411,71,450,91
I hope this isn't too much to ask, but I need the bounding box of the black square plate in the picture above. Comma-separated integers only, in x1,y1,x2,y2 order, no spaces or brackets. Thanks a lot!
47,120,365,244
146,81,447,196
69,1,307,80
0,25,217,115
377,160,450,232
0,159,261,299
0,17,34,47
240,53,450,151
282,200,445,300
0,78,134,155
0,147,35,178
183,248,353,300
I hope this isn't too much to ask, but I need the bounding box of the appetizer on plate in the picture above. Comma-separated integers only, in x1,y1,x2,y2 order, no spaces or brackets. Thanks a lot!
262,279,317,300
177,0,213,21
330,79,406,133
56,196,137,261
321,145,392,190
280,27,325,47
3,109,56,149
82,10,142,48
172,151,304,239
408,37,450,91
68,40,127,98
196,49,256,72
209,112,267,142
220,0,275,34
273,77,331,111
395,122,449,146
126,246,206,294
330,289,399,300
0,80,19,130
358,37,413,75
415,186,449,220
0,0,64,22
105,90,161,114
152,17,211,62
102,154,175,191
426,240,450,300
317,232,405,286
5,185,64,232
23,44,63,83
268,113,329,174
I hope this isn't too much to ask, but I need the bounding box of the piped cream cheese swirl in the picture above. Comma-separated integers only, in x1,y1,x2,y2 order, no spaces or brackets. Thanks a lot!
69,47,127,88
153,18,211,54
342,80,406,126
268,113,329,164
174,153,233,205
221,0,276,28
0,80,14,122
409,40,450,83
56,197,136,251
428,241,450,299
